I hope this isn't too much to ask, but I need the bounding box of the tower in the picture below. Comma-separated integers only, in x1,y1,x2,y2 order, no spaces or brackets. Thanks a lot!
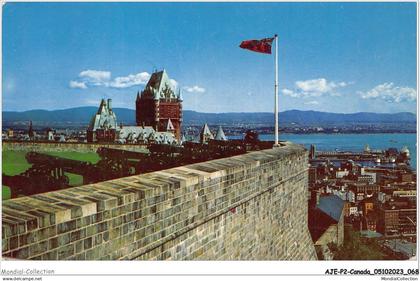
214,125,227,141
200,123,214,144
87,98,117,142
28,121,34,140
309,144,316,159
136,70,182,142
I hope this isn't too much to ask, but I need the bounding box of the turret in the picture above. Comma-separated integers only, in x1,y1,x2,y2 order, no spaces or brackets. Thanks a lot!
181,134,186,145
28,121,34,139
215,126,227,141
98,99,106,114
178,88,183,101
200,123,214,144
309,144,316,159
401,146,410,157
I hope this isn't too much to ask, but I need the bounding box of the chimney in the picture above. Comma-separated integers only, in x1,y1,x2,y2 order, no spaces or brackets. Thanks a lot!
107,99,112,111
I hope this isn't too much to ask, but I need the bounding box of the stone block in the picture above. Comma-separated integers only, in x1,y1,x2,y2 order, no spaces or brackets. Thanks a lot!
55,209,72,224
57,219,77,234
83,237,93,250
79,202,97,217
28,240,48,257
57,244,74,260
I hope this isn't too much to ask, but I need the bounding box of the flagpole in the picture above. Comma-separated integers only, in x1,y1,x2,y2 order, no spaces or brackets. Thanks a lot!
274,34,279,147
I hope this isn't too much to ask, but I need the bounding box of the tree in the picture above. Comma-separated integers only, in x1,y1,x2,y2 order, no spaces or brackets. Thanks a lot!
333,228,387,260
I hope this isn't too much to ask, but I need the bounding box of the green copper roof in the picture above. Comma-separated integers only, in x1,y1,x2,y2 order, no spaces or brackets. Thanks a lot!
142,70,182,101
143,69,178,100
89,98,117,130
200,123,213,138
215,126,227,141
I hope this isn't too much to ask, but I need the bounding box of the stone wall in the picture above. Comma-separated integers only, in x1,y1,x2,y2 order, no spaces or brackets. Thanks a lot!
2,141,147,153
2,143,317,260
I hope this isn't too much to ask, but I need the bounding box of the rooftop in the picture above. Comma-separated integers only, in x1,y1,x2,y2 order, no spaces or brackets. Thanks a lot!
317,195,345,222
140,69,180,101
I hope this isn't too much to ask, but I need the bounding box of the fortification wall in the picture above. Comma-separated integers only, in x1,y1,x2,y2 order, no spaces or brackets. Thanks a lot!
2,141,147,153
2,143,317,260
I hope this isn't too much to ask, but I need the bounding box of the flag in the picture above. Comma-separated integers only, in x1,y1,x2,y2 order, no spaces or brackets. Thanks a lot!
239,37,274,54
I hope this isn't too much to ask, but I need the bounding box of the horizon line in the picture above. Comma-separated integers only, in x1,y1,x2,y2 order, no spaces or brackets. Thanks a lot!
1,106,417,116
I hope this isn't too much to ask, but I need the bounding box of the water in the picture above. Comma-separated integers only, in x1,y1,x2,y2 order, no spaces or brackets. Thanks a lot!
230,133,417,169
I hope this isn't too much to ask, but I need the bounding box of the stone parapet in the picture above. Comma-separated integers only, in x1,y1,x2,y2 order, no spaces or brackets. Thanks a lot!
2,141,147,153
2,142,317,260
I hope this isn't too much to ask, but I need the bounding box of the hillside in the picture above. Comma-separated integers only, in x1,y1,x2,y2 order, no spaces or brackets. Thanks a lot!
2,107,416,128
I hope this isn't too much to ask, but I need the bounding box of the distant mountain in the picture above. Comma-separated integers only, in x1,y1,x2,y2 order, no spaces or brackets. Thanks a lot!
279,110,416,125
2,107,416,127
183,110,416,126
3,107,136,125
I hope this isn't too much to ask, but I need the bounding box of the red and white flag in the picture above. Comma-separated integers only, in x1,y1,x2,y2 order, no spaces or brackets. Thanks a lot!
239,37,275,54
240,35,280,146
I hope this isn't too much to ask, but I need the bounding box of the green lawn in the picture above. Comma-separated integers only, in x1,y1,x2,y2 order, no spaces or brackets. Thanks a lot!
2,150,100,200
2,151,32,200
2,151,32,176
45,151,100,164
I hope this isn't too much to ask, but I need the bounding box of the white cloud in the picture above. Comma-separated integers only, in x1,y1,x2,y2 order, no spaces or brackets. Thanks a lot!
71,69,201,93
183,85,206,93
282,78,349,98
304,100,319,105
108,72,151,89
170,79,178,90
70,70,152,90
79,70,111,84
282,88,299,98
359,83,416,103
69,80,87,89
296,78,330,93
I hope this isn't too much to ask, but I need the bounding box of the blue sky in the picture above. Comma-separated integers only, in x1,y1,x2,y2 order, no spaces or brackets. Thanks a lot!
3,2,417,113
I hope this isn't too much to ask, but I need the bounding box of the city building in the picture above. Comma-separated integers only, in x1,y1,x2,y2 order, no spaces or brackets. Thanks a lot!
116,126,155,144
377,197,416,237
45,128,54,141
87,99,118,142
308,146,416,247
28,121,35,140
377,205,400,236
7,128,14,138
309,144,316,159
360,197,375,216
116,125,176,145
393,190,416,198
200,123,214,144
136,69,183,142
364,212,377,232
336,170,350,179
349,183,380,196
